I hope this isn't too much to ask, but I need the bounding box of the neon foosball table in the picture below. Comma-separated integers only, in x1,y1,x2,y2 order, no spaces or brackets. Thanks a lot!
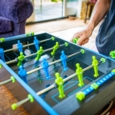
0,32,115,115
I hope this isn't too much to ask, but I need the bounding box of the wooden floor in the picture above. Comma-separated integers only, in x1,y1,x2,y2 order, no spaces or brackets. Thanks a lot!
1,82,115,115
26,18,86,33
110,106,115,115
0,85,28,115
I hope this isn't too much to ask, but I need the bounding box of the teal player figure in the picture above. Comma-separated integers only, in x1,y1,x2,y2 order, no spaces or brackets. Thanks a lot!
42,58,51,79
33,36,40,51
60,51,68,71
55,72,65,99
17,40,23,53
18,66,27,83
0,48,5,62
92,56,99,77
76,63,84,87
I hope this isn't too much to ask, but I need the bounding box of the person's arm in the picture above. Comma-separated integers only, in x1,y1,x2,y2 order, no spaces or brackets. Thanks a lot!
72,0,111,45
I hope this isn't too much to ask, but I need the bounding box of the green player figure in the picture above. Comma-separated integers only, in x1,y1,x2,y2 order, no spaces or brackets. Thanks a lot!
17,52,25,67
34,46,44,66
92,56,99,77
34,46,43,66
35,46,44,61
51,42,59,56
76,63,84,87
55,72,65,99
34,46,44,81
0,64,2,68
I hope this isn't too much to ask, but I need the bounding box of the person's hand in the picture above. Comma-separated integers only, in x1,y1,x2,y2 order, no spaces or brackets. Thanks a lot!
71,29,93,45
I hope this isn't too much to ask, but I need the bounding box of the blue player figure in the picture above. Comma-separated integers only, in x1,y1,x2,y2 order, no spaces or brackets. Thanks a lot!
17,40,23,52
18,66,27,83
42,58,51,79
33,36,40,51
60,51,68,71
0,48,5,62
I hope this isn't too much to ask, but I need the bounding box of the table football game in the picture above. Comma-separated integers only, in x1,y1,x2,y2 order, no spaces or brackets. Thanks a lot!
0,32,115,115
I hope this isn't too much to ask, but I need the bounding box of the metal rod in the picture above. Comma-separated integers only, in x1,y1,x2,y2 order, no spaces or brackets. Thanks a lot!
6,58,17,65
67,51,81,58
12,98,30,110
24,52,37,59
16,98,29,106
39,38,53,43
12,84,56,110
11,63,95,109
27,50,82,75
6,43,65,65
64,73,76,82
27,66,42,75
27,59,61,75
37,84,55,95
1,50,82,86
0,78,12,85
64,65,93,82
24,45,56,59
49,59,61,66
2,51,95,86
6,44,61,64
83,65,93,71
4,37,53,53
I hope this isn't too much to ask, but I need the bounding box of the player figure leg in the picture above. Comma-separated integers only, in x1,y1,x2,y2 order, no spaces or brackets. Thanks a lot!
45,67,51,79
78,73,84,87
58,84,65,99
63,60,68,71
94,65,99,77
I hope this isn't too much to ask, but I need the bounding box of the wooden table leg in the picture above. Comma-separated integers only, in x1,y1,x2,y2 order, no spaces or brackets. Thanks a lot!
84,2,89,23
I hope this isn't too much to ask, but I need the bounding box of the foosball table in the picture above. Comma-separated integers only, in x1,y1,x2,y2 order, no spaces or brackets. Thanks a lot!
0,32,115,115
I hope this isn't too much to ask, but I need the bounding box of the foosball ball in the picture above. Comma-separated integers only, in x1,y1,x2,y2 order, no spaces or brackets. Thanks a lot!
0,32,115,115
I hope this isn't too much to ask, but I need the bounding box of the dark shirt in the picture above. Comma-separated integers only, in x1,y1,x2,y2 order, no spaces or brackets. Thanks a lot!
96,0,115,56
